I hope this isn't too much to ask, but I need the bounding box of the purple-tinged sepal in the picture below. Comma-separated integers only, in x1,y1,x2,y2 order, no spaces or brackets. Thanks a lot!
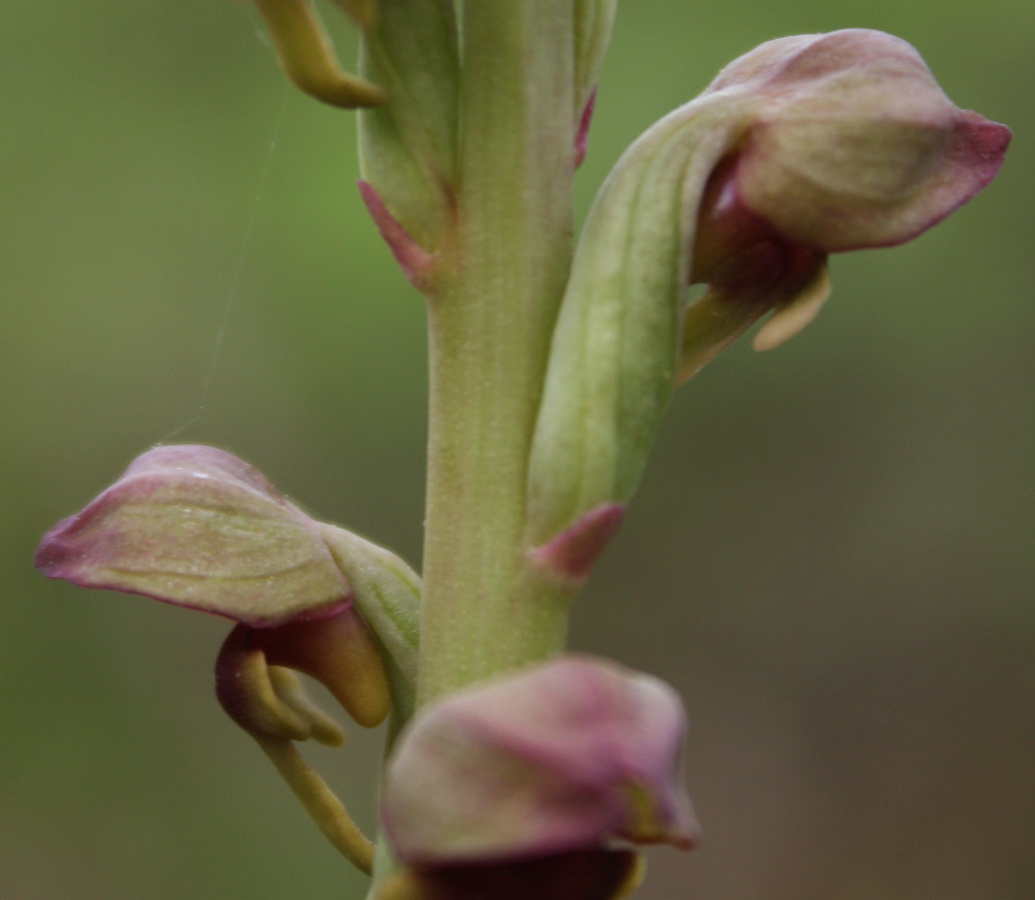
35,443,420,717
36,444,350,626
382,655,699,871
35,444,407,723
700,30,1010,254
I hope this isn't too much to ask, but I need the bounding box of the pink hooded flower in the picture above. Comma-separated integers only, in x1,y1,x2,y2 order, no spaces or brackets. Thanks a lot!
379,655,697,898
36,444,391,732
682,29,1011,368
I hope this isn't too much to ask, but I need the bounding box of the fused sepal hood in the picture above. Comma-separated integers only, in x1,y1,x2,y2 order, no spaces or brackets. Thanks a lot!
699,29,1011,253
35,444,351,626
382,655,699,866
34,443,419,718
375,849,643,900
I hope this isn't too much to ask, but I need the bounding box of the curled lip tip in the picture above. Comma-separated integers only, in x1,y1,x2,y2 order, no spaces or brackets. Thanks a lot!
253,0,388,109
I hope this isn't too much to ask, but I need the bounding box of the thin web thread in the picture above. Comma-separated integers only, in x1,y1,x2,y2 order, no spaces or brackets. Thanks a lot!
160,86,289,443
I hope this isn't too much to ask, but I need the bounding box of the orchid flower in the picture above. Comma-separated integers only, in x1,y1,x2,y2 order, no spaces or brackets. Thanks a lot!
37,444,419,873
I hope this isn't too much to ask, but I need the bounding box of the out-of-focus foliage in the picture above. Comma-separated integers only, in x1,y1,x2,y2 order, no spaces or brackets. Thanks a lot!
2,2,1031,898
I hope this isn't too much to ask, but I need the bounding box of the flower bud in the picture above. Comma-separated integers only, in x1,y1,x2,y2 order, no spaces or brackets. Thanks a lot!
382,656,699,866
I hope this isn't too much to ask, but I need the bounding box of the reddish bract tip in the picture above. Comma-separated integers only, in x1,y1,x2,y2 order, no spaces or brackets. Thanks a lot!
575,88,598,169
530,503,625,587
358,180,435,291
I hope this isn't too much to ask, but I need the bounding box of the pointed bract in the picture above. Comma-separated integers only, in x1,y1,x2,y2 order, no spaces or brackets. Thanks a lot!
529,502,625,590
358,180,436,291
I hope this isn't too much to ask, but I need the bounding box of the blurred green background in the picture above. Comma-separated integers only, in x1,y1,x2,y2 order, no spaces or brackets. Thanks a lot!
3,2,1032,898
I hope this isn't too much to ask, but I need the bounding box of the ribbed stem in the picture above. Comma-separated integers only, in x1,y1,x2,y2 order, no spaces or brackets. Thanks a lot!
417,0,577,704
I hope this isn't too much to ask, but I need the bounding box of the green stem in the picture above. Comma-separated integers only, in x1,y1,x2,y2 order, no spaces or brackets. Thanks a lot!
417,0,578,704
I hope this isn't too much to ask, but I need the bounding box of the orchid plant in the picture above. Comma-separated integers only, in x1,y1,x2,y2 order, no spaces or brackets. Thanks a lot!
36,4,1009,899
